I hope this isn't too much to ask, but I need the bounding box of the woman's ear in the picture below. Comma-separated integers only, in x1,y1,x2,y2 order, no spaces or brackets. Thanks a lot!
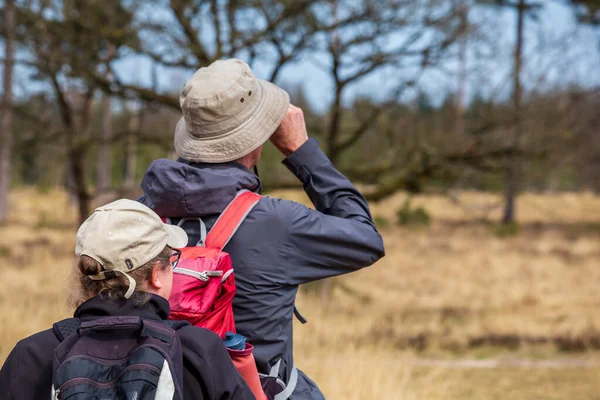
149,263,173,299
149,265,164,291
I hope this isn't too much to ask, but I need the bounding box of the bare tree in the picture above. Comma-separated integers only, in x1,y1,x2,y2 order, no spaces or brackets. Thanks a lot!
474,0,541,224
96,46,116,200
124,102,141,189
313,0,472,197
455,0,470,137
96,1,321,103
0,0,15,224
96,93,113,199
502,0,527,224
318,0,463,165
1,1,138,223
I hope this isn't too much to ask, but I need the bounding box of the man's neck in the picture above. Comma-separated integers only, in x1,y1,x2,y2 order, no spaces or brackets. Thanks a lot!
235,159,255,170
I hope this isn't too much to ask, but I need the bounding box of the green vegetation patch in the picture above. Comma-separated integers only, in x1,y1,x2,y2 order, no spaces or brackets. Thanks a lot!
396,198,431,227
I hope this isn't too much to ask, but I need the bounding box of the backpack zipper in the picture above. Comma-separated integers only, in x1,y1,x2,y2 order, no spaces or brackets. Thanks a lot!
174,267,223,282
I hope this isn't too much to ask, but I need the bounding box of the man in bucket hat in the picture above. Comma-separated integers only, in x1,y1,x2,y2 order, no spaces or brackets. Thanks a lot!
139,59,385,399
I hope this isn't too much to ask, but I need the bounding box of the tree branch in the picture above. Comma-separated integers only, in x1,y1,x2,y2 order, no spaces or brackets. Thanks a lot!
334,107,384,153
170,0,211,64
230,0,312,54
92,71,180,110
211,0,223,59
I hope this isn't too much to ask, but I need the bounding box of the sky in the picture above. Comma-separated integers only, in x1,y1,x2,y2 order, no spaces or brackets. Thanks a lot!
2,1,599,113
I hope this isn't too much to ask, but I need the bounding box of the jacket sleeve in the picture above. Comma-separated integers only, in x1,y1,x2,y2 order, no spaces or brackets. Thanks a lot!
0,344,20,399
275,138,385,285
180,328,255,400
0,332,55,400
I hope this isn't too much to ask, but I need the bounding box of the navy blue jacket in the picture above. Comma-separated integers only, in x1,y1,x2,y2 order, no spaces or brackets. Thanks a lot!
0,295,253,400
139,138,385,399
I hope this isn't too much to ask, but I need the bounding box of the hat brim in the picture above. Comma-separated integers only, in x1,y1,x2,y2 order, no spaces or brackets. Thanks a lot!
174,79,290,163
165,224,189,249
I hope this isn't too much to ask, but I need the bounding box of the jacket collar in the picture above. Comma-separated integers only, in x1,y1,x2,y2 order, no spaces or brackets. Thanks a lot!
139,158,261,218
177,158,263,193
177,158,254,174
74,293,170,321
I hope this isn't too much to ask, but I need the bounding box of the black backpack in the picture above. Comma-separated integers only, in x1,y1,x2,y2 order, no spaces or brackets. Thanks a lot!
51,316,189,400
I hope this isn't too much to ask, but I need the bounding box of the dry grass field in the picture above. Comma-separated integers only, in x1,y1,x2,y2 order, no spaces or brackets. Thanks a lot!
1,188,600,399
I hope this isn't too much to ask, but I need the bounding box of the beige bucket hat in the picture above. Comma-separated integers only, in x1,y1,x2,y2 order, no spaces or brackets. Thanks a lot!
174,58,290,163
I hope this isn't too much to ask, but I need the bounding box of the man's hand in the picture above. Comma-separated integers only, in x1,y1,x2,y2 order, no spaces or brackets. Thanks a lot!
270,104,309,157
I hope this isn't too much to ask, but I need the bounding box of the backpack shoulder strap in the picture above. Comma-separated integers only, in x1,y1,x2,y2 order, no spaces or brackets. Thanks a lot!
53,317,191,342
162,320,191,331
205,190,262,250
53,318,81,342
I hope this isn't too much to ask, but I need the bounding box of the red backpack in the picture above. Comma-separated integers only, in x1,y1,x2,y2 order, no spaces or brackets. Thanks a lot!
165,190,260,335
162,190,268,399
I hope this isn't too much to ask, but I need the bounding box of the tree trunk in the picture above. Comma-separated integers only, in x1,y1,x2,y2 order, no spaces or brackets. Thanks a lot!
73,91,94,225
96,45,115,200
455,0,468,137
97,93,112,196
320,2,342,304
70,148,91,226
0,0,15,224
124,105,140,188
503,0,525,225
51,77,93,225
325,0,342,166
326,85,342,165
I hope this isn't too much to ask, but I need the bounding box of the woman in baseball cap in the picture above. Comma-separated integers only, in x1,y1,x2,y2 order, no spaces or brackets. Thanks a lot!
71,198,189,305
0,199,254,400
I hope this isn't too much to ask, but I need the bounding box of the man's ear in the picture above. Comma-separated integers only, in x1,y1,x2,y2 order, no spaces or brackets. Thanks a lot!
149,265,164,291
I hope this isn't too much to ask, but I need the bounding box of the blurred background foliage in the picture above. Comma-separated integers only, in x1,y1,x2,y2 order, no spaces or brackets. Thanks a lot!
0,0,599,225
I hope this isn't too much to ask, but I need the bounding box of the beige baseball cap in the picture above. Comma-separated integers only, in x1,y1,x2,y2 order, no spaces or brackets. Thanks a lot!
174,58,290,163
75,199,188,298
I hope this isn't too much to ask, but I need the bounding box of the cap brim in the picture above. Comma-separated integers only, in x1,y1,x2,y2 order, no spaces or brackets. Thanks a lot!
174,79,290,163
165,225,189,249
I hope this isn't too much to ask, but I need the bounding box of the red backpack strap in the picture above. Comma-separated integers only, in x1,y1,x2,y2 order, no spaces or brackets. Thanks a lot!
205,190,262,250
